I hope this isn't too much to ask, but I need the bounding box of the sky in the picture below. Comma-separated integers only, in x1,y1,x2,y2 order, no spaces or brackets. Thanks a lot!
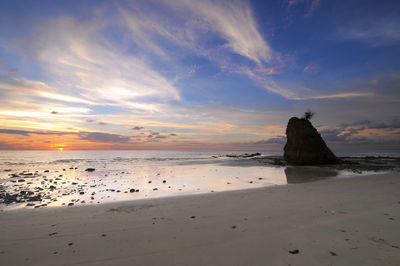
0,0,399,151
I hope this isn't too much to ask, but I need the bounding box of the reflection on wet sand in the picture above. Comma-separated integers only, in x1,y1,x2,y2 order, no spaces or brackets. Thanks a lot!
285,166,338,183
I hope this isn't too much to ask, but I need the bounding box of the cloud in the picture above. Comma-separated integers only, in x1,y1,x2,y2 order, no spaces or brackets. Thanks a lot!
337,18,400,46
288,0,321,17
132,126,144,130
298,92,374,100
0,128,67,136
0,74,51,94
121,0,271,65
78,132,132,143
253,67,277,75
164,0,272,65
5,68,20,73
303,64,317,74
7,16,180,112
0,74,96,106
367,118,400,130
254,136,286,145
98,122,107,126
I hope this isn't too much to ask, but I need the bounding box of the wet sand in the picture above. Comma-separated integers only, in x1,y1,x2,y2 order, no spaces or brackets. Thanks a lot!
1,173,400,265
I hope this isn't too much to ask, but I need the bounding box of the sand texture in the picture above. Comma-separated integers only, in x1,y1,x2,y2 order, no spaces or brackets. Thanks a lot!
1,173,400,266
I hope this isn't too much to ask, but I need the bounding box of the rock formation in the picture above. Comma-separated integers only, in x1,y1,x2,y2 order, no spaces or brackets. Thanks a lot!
284,117,340,165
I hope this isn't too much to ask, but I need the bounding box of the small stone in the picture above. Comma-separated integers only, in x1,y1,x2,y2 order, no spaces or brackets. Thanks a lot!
231,225,236,229
68,203,74,206
85,168,95,172
190,216,196,219
68,242,73,246
289,249,299,254
129,189,136,193
330,251,337,256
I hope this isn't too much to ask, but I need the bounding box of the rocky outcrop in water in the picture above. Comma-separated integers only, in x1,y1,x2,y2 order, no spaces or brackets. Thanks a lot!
284,117,340,165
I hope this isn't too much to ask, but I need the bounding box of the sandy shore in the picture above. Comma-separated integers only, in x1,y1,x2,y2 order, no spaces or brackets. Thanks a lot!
1,173,399,266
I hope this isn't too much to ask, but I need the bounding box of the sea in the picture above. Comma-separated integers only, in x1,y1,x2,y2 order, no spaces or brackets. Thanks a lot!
0,150,399,211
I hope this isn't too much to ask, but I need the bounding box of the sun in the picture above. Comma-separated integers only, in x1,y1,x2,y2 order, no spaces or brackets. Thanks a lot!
55,144,67,151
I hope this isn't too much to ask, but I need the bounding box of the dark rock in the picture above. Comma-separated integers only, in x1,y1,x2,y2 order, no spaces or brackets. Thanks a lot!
226,153,261,158
129,189,136,193
330,251,337,256
284,117,340,165
85,168,95,172
289,249,299,254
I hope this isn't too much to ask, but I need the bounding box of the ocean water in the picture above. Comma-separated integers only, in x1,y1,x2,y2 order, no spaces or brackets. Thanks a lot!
0,150,396,211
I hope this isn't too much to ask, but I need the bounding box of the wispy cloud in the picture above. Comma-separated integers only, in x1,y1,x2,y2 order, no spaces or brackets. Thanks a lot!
337,18,400,46
12,16,180,111
166,0,272,65
288,0,321,17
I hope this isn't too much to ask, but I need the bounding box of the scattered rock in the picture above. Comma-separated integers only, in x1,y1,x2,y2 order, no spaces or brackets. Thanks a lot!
129,189,136,193
289,249,299,254
330,251,337,256
85,168,95,172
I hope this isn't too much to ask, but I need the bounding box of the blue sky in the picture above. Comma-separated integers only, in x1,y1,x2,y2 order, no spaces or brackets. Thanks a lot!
0,0,399,151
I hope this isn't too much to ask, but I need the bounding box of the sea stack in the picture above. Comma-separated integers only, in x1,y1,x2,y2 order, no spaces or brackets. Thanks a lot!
284,117,340,165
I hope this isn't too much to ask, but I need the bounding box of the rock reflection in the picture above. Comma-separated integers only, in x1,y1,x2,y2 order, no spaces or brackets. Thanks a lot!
285,166,338,183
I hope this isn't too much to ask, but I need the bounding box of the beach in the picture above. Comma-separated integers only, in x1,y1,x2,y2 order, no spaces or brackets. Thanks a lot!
1,172,399,266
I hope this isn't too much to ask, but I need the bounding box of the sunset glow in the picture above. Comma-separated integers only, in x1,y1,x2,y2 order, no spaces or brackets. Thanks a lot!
0,0,399,151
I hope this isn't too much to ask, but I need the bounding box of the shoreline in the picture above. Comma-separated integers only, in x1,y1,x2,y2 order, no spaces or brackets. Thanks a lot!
1,172,400,265
1,168,392,212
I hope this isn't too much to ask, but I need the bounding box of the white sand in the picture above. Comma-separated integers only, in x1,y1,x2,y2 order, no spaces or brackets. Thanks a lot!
1,173,400,266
